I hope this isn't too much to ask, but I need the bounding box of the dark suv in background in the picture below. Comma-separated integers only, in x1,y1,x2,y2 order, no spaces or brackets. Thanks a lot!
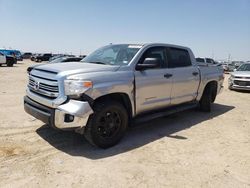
22,52,32,59
35,53,53,62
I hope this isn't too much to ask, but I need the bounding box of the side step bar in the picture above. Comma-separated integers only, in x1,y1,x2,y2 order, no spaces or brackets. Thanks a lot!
134,102,199,124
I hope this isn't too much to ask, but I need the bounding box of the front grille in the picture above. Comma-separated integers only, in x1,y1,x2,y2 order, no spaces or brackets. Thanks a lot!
234,80,250,86
235,76,250,79
28,74,59,99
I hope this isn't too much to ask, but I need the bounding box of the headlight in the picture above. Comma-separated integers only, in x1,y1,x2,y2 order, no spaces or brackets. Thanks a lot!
229,75,235,80
64,79,93,95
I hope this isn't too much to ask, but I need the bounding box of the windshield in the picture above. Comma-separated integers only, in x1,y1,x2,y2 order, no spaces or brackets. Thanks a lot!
237,64,250,71
81,44,142,66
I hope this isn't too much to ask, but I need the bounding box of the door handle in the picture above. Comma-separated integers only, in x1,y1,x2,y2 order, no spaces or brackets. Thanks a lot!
192,72,199,76
164,73,173,78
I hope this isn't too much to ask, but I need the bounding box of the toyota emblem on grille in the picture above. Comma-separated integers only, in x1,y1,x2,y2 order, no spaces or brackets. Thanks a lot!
34,81,40,90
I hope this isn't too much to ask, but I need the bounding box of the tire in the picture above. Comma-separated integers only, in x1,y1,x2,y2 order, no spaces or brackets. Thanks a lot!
84,100,128,148
7,62,14,67
199,86,212,112
211,95,216,103
211,89,217,103
6,60,14,67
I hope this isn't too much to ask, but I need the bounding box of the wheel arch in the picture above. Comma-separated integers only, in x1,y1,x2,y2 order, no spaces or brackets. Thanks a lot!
197,80,218,101
93,92,134,122
202,80,218,102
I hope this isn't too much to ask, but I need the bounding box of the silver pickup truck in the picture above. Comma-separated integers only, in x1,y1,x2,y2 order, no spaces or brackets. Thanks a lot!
24,43,224,148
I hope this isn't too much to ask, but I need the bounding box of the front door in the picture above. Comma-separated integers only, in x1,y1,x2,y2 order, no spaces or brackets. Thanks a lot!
135,47,173,114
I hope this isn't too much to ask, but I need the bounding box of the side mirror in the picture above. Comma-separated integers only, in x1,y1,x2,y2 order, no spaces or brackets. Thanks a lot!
136,58,160,71
233,68,237,72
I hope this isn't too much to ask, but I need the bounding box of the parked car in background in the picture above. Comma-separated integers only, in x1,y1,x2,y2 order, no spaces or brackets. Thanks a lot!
49,54,75,62
228,63,250,91
222,63,235,72
0,49,23,61
0,52,16,67
35,53,53,62
49,56,83,63
196,57,217,65
0,49,20,62
196,57,223,74
31,54,39,61
13,50,23,61
24,43,224,148
79,55,87,58
22,52,32,59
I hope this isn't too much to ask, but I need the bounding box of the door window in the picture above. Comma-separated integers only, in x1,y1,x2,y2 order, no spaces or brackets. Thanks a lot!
139,47,167,69
167,48,191,68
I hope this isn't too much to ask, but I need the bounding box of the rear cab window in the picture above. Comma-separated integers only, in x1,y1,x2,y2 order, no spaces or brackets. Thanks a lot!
167,47,192,68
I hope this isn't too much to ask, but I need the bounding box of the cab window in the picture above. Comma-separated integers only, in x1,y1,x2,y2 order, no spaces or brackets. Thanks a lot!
167,48,191,68
139,47,167,69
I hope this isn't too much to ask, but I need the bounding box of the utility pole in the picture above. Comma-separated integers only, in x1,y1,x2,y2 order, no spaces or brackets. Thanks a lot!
228,54,231,63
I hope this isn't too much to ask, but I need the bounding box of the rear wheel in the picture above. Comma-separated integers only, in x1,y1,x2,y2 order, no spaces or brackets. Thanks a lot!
84,101,128,148
6,60,14,67
211,87,217,103
199,86,212,112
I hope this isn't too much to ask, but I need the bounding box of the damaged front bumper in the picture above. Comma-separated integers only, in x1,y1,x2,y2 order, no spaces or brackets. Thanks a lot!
24,96,93,130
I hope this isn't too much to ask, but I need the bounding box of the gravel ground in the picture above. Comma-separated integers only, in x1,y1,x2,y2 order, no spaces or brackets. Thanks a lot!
0,60,250,188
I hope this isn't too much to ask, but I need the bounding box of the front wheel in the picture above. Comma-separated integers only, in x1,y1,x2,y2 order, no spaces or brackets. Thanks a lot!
84,101,128,148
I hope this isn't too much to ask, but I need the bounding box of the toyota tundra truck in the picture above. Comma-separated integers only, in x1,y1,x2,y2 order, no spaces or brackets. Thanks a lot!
24,43,224,148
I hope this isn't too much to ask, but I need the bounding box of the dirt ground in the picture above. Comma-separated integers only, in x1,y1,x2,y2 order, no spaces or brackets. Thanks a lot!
0,60,249,188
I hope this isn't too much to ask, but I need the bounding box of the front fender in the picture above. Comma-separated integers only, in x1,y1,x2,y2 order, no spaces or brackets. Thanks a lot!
84,71,135,115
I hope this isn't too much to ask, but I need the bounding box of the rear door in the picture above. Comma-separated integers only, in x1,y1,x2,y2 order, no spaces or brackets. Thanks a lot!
135,46,173,114
166,47,200,105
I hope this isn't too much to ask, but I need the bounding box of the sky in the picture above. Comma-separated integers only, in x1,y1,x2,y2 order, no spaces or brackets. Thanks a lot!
0,0,249,61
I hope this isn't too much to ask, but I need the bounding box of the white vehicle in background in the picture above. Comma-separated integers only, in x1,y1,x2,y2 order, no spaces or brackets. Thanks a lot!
229,63,250,91
0,52,15,67
0,52,6,66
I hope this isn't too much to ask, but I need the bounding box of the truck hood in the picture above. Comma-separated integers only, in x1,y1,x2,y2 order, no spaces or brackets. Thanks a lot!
33,62,120,74
231,71,250,77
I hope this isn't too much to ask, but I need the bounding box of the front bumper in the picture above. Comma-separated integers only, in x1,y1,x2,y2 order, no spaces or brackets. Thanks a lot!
229,85,250,90
229,78,250,91
24,96,93,130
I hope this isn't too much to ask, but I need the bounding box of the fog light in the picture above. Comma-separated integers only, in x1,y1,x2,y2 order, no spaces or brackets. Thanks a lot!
64,114,74,122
